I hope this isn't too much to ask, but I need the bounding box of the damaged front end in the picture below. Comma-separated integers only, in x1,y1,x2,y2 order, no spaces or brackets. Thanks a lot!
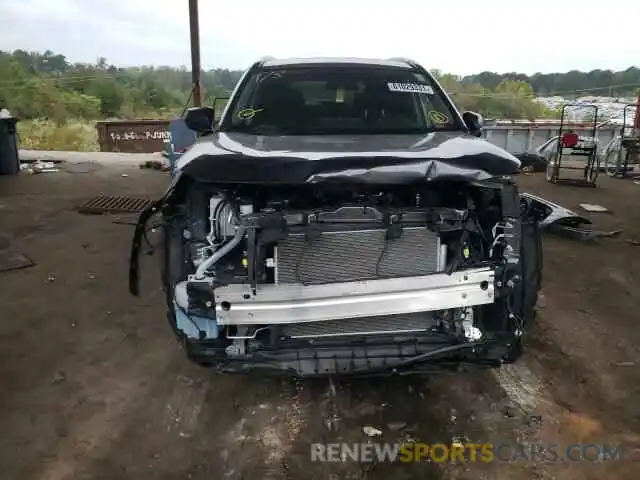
130,168,539,377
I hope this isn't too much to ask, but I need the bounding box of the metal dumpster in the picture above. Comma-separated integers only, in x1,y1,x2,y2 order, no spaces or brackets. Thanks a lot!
0,113,19,175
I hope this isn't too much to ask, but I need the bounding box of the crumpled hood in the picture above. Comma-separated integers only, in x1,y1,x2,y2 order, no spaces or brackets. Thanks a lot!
175,131,521,185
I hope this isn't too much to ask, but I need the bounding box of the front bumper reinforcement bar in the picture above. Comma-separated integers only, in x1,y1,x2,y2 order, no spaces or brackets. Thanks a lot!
174,267,496,326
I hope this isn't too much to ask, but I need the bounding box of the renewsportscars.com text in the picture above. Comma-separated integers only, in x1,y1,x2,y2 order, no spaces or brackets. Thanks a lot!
310,442,625,463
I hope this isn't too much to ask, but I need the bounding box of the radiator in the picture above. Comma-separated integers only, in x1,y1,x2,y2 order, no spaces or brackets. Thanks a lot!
274,227,441,285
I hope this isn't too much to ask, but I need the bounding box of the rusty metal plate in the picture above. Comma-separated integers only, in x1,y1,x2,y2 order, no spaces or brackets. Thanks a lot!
77,195,154,215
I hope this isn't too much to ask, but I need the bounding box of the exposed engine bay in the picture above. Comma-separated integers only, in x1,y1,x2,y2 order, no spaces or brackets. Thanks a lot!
131,176,531,376
125,57,547,376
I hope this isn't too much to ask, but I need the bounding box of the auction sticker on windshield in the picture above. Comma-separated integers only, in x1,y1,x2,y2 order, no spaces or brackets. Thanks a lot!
387,82,434,94
428,110,449,124
237,108,264,120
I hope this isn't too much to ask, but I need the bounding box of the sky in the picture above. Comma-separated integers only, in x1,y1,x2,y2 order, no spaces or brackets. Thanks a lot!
1,0,639,75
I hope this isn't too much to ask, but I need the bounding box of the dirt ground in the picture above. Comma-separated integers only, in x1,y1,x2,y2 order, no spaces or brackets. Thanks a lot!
1,160,640,480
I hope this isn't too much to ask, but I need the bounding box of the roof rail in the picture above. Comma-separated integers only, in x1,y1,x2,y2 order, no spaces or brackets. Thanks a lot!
387,57,420,69
256,56,275,66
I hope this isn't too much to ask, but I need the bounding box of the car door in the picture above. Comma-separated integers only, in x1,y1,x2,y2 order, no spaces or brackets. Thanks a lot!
536,137,560,162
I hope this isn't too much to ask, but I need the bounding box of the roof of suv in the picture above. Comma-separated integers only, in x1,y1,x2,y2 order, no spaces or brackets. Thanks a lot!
260,57,416,69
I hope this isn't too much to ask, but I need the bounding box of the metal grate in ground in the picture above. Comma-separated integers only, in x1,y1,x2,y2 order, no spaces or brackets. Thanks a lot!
77,195,154,215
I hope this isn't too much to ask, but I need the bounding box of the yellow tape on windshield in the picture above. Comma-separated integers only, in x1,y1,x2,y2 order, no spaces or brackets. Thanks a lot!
428,111,449,124
237,108,264,120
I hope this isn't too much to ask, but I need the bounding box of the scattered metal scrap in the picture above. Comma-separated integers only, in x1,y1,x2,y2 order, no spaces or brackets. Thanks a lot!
521,193,621,241
77,195,154,215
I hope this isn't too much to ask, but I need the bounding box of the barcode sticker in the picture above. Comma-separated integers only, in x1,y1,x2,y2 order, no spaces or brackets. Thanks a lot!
387,82,434,94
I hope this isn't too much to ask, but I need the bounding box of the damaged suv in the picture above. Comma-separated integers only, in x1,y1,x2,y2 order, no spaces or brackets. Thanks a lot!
130,57,542,376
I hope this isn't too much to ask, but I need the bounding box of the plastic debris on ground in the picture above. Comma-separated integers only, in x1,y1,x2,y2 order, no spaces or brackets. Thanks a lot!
362,426,383,437
579,203,609,213
20,161,59,174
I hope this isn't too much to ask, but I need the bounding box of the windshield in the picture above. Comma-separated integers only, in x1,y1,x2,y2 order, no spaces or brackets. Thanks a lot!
221,66,461,135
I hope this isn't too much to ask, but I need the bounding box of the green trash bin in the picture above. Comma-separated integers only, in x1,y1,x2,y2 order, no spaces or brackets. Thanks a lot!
0,116,19,175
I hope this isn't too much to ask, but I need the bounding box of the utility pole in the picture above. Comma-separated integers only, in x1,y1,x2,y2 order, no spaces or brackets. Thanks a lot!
188,0,203,107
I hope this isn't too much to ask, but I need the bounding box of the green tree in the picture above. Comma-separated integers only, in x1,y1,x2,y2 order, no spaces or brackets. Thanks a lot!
3,48,639,122
85,78,126,117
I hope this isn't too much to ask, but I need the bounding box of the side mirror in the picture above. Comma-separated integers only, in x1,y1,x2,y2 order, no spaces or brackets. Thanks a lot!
184,106,214,134
462,111,484,137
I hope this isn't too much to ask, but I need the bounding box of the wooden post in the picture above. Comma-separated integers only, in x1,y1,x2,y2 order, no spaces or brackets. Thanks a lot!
188,0,203,107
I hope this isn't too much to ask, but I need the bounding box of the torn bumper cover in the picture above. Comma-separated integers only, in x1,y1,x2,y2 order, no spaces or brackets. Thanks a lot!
520,193,621,240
